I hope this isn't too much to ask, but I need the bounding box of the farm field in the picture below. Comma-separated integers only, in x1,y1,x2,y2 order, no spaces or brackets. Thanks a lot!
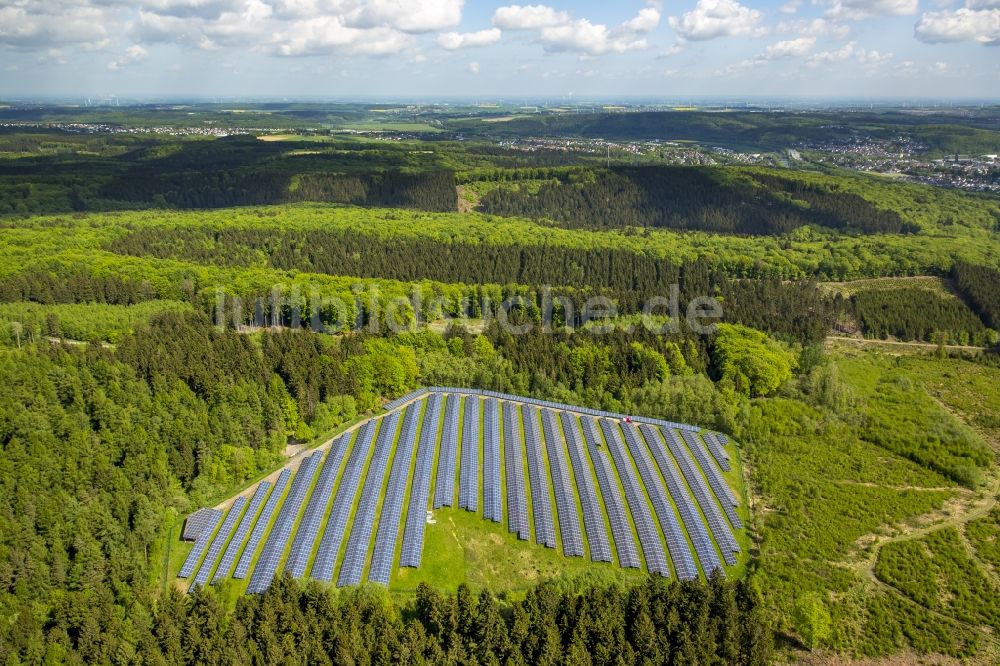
174,389,748,597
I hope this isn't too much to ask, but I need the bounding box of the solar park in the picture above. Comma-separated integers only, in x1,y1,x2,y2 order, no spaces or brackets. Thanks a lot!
176,387,747,595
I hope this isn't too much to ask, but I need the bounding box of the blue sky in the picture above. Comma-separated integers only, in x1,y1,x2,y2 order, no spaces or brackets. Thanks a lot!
1,0,997,99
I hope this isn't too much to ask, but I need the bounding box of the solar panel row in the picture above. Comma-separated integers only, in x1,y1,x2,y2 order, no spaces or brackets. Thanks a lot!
401,394,443,568
234,468,292,579
246,453,322,594
482,398,502,523
638,424,723,577
579,416,641,569
213,480,273,583
311,420,378,582
190,496,248,589
427,387,700,433
369,401,423,585
619,423,698,580
284,434,350,579
522,405,557,548
598,419,669,577
183,508,221,541
701,432,732,472
178,509,223,579
559,412,612,563
502,401,530,540
433,395,460,509
338,412,402,587
660,428,739,562
459,396,480,512
383,389,429,412
540,409,584,557
679,430,742,529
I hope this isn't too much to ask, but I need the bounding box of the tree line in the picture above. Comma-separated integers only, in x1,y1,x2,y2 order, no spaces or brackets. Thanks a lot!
851,286,996,346
952,261,1000,332
477,167,910,235
106,227,839,342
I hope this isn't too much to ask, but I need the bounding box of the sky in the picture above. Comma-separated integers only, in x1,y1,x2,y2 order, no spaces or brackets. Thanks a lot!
0,0,998,100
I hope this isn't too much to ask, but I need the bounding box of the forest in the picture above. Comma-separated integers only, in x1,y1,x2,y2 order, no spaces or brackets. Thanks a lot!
477,167,912,235
2,117,1000,665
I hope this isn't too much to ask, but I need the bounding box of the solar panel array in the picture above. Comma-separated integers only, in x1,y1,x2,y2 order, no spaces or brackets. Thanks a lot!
213,481,273,583
369,401,422,584
579,416,641,569
190,496,247,589
185,387,747,593
183,508,222,541
502,401,530,540
311,421,377,582
284,434,349,578
426,387,700,433
619,423,699,580
234,468,291,579
702,432,732,472
540,409,583,557
599,419,669,577
338,412,401,587
401,394,443,568
679,430,742,529
482,399,502,523
459,396,480,512
246,453,322,594
638,424,723,576
433,395,460,509
560,412,612,563
661,428,739,562
522,405,557,548
178,509,223,578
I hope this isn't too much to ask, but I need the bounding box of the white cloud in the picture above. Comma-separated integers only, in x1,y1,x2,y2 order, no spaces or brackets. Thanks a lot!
779,0,802,13
620,7,662,32
492,5,659,55
467,60,480,73
344,0,463,33
437,27,501,49
658,42,686,57
137,0,243,20
492,4,570,30
716,35,816,73
824,0,918,21
540,18,648,54
856,47,893,67
967,0,1000,8
0,4,109,50
776,18,851,39
763,36,816,58
668,0,765,41
806,41,856,65
915,6,1000,44
266,18,412,56
108,44,148,70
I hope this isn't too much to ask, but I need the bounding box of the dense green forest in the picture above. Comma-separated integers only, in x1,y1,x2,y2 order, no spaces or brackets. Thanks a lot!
851,285,996,346
2,118,1000,664
952,261,1000,330
477,167,911,235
